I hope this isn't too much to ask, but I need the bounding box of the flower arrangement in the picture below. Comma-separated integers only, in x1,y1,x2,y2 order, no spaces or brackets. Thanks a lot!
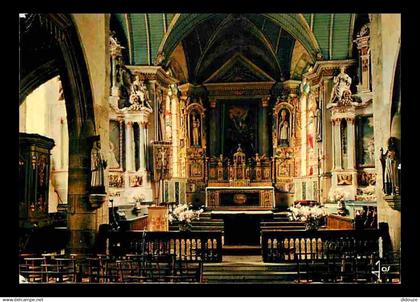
168,203,204,231
288,203,328,231
328,190,346,203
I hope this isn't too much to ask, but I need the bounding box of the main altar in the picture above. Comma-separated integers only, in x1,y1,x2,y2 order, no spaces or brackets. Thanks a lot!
205,145,275,210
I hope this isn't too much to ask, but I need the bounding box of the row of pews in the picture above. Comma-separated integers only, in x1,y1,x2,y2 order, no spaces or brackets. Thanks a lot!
19,252,203,283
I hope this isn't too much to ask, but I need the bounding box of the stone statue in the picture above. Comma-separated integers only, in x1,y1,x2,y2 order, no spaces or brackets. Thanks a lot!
90,139,107,193
278,109,290,147
192,114,201,146
330,66,352,103
380,137,400,195
129,75,152,110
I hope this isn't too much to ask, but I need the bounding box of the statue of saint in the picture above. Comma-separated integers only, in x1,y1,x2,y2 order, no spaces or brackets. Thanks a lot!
278,109,290,147
192,115,201,146
330,66,352,103
380,137,400,195
90,139,107,193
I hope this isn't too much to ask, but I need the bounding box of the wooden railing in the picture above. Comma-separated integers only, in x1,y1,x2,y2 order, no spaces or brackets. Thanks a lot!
107,231,222,262
262,229,384,263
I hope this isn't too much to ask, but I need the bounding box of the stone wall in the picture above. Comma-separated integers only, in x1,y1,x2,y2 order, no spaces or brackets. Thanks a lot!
370,13,401,251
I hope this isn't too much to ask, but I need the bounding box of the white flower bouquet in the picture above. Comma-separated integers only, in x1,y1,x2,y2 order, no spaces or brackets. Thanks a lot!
328,190,345,203
168,203,204,231
288,203,328,231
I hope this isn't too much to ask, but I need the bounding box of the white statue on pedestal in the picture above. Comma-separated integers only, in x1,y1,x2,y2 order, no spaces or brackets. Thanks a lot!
330,66,352,103
128,75,152,111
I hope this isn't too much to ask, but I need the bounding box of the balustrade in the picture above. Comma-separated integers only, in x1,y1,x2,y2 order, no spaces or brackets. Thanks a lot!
107,231,222,263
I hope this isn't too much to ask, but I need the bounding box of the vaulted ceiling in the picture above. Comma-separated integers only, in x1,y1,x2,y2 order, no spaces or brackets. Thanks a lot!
112,13,359,83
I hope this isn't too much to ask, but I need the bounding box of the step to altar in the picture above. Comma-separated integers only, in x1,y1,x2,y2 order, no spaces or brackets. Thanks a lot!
202,255,301,284
222,245,261,255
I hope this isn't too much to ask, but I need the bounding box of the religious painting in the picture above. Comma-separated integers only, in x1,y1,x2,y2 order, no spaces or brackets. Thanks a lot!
277,108,291,147
357,115,375,167
222,100,258,158
109,120,121,170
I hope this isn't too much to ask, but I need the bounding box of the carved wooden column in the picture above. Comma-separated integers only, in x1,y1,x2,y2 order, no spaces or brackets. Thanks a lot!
260,96,270,156
171,87,180,177
301,91,307,176
125,121,135,172
209,99,218,157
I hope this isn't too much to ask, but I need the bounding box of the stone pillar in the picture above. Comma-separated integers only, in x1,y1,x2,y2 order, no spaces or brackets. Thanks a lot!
332,118,342,170
139,122,146,171
67,153,97,254
209,99,218,157
346,117,356,170
260,96,270,156
125,121,135,172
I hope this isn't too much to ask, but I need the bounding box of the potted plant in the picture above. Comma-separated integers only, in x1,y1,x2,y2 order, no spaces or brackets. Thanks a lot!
168,203,203,232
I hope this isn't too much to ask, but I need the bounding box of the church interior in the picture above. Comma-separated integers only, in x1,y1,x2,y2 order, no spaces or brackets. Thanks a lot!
18,13,401,284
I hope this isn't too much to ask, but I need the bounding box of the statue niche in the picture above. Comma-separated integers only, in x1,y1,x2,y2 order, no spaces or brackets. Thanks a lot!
186,102,205,148
278,109,291,147
273,101,294,149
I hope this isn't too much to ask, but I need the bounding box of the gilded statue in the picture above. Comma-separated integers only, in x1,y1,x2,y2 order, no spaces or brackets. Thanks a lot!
192,115,201,146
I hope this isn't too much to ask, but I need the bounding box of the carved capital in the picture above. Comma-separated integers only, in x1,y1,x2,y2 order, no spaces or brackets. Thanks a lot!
261,96,270,107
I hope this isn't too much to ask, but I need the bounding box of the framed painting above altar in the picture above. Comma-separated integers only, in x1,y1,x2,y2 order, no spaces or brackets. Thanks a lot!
220,100,258,159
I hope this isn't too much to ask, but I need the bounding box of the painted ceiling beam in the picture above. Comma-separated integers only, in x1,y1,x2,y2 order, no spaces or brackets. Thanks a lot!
125,13,133,65
159,14,322,65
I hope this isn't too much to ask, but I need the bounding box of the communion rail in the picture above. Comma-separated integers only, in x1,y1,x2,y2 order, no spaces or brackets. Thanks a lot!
107,231,223,263
262,229,384,263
